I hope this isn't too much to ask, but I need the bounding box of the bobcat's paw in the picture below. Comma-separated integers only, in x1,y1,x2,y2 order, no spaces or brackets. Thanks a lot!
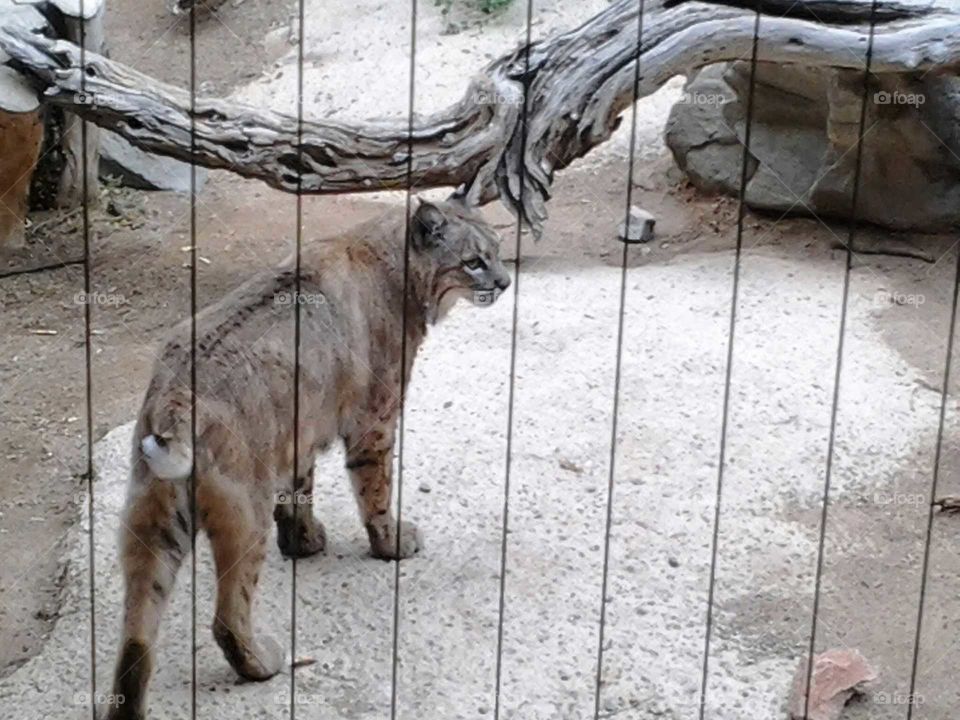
98,699,140,720
367,519,423,560
214,620,284,682
277,518,327,559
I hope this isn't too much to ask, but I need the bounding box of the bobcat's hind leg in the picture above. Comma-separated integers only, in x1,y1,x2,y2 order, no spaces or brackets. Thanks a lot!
106,468,191,720
207,491,284,681
274,464,326,558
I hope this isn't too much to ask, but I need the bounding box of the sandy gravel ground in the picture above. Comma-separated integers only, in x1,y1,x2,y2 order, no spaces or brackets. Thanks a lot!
7,225,960,720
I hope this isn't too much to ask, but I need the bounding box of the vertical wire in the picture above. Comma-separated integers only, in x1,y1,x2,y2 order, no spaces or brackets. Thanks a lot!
696,6,761,719
78,1,97,716
188,4,199,720
592,0,644,716
905,214,960,720
289,0,306,714
898,3,955,713
390,0,418,716
908,231,960,704
802,4,879,718
492,1,534,717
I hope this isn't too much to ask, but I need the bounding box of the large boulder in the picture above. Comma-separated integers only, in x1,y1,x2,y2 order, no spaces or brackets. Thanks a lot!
666,62,960,232
0,0,47,117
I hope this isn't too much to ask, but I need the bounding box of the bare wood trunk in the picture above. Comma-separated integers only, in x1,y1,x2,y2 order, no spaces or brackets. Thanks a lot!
55,8,104,209
0,108,44,248
2,0,957,231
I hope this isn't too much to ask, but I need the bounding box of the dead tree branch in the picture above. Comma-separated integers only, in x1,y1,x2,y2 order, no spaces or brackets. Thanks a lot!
1,0,957,232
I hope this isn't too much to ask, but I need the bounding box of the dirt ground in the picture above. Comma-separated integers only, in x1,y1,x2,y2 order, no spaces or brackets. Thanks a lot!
3,1,960,717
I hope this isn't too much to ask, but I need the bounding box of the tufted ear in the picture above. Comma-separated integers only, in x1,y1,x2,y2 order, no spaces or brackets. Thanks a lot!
413,200,447,249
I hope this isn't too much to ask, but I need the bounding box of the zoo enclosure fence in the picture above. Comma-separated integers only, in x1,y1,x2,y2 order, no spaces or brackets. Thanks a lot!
27,0,960,718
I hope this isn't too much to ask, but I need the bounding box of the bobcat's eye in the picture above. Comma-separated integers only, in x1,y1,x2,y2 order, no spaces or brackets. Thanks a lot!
464,257,484,271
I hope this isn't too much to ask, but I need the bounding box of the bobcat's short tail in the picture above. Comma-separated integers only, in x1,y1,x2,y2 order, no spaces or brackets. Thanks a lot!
141,434,193,480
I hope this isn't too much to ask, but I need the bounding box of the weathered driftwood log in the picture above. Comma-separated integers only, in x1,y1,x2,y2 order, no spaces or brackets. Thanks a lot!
2,0,959,232
0,0,104,247
54,7,105,208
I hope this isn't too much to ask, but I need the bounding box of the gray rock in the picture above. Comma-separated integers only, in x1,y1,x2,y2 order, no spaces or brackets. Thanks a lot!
99,131,208,193
618,205,656,243
665,65,753,194
0,0,48,76
0,67,40,113
0,0,48,33
666,61,960,232
46,0,106,20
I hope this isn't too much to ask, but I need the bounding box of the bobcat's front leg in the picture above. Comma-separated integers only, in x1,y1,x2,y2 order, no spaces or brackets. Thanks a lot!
344,424,422,560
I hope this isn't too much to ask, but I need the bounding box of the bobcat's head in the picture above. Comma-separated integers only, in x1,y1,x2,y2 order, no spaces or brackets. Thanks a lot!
412,198,511,320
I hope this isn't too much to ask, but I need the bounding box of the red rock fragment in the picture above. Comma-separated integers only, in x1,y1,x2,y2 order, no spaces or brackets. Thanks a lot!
788,649,878,720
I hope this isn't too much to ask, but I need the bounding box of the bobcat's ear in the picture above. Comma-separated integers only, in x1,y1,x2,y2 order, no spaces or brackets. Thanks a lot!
413,200,447,249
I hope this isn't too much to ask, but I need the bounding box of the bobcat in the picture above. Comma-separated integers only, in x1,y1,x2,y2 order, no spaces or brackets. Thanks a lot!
105,197,510,720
